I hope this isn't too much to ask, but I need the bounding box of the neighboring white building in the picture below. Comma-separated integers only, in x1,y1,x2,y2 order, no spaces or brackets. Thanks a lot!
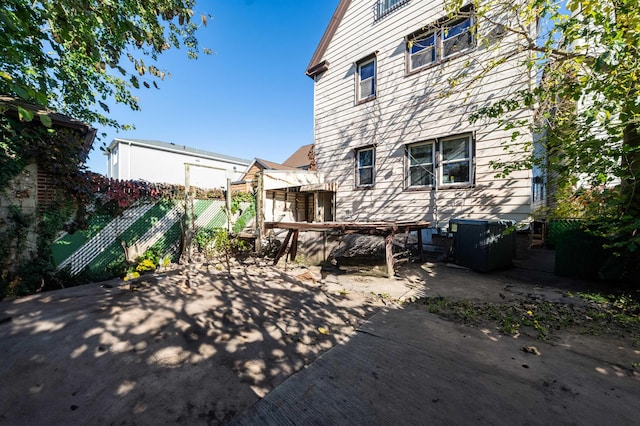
306,0,535,230
106,138,251,189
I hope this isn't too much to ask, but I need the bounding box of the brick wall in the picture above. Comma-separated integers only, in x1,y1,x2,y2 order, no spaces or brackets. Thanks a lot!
36,169,57,209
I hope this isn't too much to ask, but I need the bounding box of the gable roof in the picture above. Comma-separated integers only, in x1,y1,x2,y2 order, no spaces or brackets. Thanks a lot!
234,158,298,184
282,144,313,168
305,0,352,79
109,138,252,165
252,158,298,171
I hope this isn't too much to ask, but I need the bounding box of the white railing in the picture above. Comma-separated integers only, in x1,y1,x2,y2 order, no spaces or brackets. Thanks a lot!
375,0,409,21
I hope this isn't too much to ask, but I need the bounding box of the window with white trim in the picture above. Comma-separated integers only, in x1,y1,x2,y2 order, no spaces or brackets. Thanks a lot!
407,10,475,73
440,135,472,185
442,17,473,58
407,142,434,187
406,134,473,188
356,146,375,187
409,32,437,70
356,56,376,102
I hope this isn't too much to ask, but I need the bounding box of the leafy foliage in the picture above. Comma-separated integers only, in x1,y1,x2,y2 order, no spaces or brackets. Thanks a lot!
1,0,212,296
135,259,156,273
415,291,640,344
231,192,255,233
1,113,90,189
0,202,75,298
1,0,211,133
86,171,224,216
447,0,640,280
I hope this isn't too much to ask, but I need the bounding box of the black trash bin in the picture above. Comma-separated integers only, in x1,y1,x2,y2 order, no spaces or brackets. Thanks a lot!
449,219,516,272
554,227,605,280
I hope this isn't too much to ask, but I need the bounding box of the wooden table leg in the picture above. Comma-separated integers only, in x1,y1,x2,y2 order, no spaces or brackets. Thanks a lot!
274,230,293,264
417,228,424,262
289,230,299,262
385,233,394,278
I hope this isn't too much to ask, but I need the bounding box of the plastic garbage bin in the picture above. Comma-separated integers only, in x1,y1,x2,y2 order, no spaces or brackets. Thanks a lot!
449,219,515,272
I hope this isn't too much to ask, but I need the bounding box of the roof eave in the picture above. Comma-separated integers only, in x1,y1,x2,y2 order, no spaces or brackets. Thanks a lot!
305,0,351,80
0,96,97,156
305,61,330,79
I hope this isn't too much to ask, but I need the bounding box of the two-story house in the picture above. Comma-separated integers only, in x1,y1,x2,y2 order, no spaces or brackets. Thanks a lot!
306,0,535,233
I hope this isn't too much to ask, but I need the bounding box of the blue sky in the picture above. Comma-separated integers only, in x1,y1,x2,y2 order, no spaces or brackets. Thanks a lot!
85,0,339,174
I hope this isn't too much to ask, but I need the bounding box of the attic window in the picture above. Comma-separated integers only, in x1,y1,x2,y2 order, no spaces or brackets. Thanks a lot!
375,0,410,21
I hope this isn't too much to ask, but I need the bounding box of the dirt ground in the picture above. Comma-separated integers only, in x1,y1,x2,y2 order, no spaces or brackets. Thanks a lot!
0,251,638,425
0,257,387,425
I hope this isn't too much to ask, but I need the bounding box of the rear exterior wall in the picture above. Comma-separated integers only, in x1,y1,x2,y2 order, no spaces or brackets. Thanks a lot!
312,0,534,229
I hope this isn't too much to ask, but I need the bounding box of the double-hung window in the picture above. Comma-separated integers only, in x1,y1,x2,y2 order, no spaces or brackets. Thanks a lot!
442,17,474,59
407,142,434,187
356,56,376,103
407,9,475,73
406,134,473,189
409,32,437,70
440,135,472,185
356,147,375,187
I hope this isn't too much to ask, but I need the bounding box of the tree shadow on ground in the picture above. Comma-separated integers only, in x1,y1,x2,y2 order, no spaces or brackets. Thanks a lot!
0,259,382,425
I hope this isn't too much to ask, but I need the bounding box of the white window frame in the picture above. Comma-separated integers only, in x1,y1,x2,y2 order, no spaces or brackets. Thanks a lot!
407,11,475,73
408,32,437,72
406,134,474,189
407,142,435,188
439,135,473,186
356,56,376,103
441,17,474,60
356,146,375,188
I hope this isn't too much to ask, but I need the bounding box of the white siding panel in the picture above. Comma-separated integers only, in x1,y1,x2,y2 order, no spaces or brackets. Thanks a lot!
313,0,534,225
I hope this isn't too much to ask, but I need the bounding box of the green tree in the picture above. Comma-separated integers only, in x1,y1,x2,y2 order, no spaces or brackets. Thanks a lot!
1,1,211,296
447,0,640,273
1,0,211,130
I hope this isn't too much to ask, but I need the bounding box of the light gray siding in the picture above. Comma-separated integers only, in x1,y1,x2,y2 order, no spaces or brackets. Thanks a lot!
107,139,250,189
312,0,534,228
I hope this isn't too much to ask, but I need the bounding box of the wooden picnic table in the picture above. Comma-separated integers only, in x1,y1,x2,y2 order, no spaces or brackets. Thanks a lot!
265,221,431,278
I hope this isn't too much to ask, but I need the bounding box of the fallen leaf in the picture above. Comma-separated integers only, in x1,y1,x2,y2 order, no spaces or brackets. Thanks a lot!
521,346,541,356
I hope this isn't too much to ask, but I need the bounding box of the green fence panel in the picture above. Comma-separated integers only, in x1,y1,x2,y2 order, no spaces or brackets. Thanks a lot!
208,209,228,229
547,219,582,247
82,201,177,278
51,214,112,265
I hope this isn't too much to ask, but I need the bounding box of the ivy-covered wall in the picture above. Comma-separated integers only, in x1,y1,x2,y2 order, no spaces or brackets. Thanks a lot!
1,99,257,299
0,163,38,274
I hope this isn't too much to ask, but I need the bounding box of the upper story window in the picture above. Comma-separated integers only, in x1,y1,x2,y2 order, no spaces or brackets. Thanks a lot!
409,33,437,70
356,56,376,103
356,146,375,187
442,17,474,58
376,0,410,21
406,134,473,189
407,9,475,73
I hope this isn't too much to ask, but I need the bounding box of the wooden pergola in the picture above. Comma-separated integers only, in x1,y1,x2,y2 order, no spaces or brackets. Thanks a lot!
266,220,431,278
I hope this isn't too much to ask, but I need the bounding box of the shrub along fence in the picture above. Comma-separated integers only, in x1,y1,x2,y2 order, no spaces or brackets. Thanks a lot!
52,198,254,281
